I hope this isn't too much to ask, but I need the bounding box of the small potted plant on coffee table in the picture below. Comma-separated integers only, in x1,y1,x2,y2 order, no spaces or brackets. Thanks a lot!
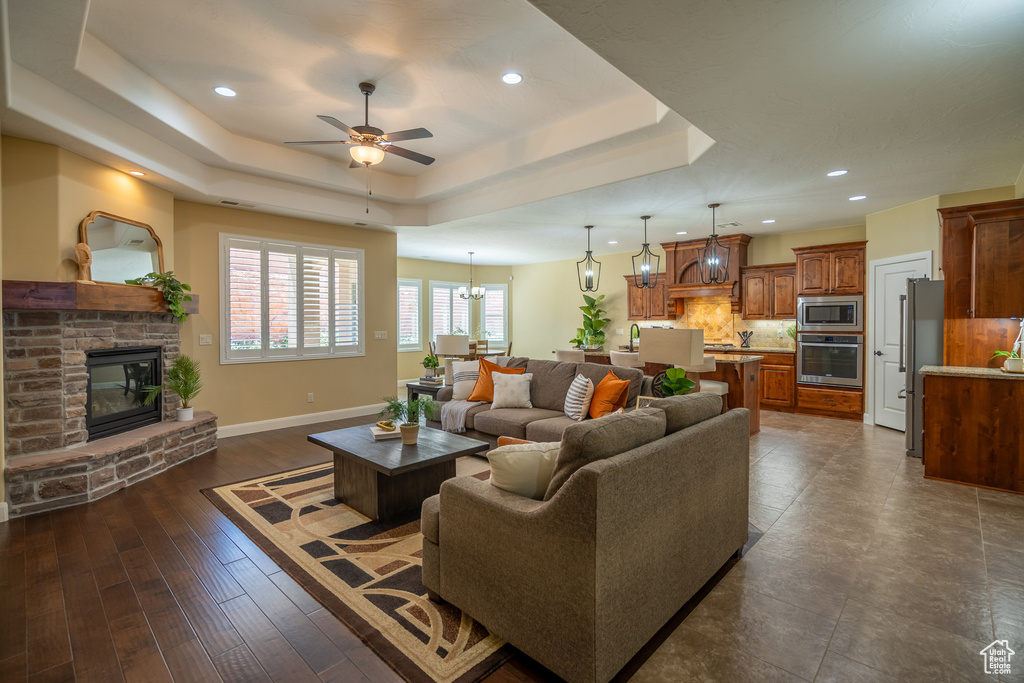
379,396,431,445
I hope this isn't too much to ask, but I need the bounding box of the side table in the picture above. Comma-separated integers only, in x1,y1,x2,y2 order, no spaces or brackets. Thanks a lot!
406,381,445,421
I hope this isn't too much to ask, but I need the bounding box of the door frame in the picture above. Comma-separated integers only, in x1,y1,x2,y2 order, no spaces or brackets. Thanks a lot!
865,250,933,426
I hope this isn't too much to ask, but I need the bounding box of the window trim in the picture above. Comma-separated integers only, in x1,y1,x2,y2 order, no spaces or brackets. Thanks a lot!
480,282,509,349
219,233,365,364
428,280,471,342
397,277,423,353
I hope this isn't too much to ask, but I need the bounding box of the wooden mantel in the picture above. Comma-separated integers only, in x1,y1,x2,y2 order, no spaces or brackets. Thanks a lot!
2,280,199,314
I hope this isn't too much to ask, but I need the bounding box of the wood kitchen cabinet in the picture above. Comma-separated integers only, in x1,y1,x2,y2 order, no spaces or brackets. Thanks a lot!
793,242,866,296
796,385,863,420
717,350,796,409
741,264,796,319
624,274,673,320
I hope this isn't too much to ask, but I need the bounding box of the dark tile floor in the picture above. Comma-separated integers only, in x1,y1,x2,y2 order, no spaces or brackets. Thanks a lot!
632,411,1024,682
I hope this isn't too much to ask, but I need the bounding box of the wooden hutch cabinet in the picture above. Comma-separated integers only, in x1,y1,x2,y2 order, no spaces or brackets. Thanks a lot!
624,274,673,320
741,264,796,320
792,242,866,296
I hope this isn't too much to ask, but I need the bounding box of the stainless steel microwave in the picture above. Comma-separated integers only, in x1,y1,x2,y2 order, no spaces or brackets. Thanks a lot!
796,295,864,333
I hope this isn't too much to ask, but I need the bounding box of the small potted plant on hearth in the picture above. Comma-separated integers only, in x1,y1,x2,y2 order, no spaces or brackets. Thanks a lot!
379,396,432,445
144,354,203,421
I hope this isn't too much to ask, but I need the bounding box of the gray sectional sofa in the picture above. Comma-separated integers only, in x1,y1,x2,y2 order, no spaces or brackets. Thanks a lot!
422,394,751,683
433,357,646,441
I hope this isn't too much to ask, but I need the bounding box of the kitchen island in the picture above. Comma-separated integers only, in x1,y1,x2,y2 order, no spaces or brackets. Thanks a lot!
701,354,763,435
920,365,1024,494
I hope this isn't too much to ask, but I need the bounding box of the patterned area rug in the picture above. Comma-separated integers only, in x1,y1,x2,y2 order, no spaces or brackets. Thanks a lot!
205,464,510,683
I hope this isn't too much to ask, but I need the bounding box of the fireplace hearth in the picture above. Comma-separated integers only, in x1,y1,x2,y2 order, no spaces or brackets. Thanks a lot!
86,346,162,440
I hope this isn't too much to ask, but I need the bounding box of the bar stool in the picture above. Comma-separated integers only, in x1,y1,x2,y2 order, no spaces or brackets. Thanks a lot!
682,355,729,411
555,349,586,362
609,350,643,368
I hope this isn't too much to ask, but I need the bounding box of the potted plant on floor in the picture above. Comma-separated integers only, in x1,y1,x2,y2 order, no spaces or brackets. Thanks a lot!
144,354,203,421
379,396,431,445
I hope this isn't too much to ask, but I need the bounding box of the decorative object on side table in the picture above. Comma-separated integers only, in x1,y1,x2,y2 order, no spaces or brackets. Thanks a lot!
420,350,440,378
639,328,704,397
570,294,611,350
144,353,203,421
435,334,470,383
379,396,435,445
737,330,754,348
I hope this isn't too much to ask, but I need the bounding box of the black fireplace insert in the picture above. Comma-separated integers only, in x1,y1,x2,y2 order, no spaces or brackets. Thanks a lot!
86,346,162,440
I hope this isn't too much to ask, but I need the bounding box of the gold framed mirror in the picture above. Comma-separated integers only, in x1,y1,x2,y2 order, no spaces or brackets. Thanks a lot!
78,211,164,283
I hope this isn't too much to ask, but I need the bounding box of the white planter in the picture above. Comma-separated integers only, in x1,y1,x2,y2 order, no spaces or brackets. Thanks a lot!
177,406,194,421
1006,358,1024,373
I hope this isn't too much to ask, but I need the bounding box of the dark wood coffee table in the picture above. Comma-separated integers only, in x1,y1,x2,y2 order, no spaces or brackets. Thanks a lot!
307,425,489,521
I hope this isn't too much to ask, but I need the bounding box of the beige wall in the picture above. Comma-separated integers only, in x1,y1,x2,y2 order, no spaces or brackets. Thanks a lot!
173,201,397,426
396,257,513,380
747,225,866,265
1,137,174,281
1017,163,1024,198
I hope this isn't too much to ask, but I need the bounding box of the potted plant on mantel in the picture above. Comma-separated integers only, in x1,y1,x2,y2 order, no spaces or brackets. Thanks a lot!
378,396,434,445
124,271,193,323
144,354,203,421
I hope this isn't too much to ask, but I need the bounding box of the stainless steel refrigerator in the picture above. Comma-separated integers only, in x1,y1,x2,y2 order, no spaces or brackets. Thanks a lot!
905,277,944,458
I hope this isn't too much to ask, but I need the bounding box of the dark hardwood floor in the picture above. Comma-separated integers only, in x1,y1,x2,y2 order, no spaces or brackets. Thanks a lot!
0,414,548,682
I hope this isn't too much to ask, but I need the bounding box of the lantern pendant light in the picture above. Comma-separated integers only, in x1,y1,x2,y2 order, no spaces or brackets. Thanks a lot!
458,252,486,300
631,215,660,289
576,225,602,292
697,203,731,285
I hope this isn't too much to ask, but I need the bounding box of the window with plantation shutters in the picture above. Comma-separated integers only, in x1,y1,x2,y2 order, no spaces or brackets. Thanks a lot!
220,234,364,363
429,281,470,341
481,283,508,348
397,279,422,352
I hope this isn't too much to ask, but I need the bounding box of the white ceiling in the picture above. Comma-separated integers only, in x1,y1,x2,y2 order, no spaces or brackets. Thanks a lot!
2,0,1023,265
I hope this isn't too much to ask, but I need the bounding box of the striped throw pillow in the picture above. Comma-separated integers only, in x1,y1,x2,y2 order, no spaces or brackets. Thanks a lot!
451,360,481,401
563,374,595,421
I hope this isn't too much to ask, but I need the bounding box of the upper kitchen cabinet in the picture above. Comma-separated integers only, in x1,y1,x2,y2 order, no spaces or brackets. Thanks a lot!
662,234,752,312
741,264,796,320
940,199,1024,319
793,242,866,296
624,274,673,320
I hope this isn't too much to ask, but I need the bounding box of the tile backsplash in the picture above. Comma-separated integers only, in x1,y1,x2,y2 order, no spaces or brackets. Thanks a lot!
669,296,796,349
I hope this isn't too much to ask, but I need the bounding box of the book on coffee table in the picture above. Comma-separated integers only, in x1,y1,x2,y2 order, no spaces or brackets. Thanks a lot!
370,426,402,440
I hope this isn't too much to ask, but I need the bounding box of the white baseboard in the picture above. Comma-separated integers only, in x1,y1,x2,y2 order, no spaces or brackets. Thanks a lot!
217,402,386,439
862,413,874,426
0,502,8,523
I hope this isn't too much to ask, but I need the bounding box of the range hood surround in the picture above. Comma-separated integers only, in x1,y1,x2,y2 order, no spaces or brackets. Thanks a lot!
662,234,752,312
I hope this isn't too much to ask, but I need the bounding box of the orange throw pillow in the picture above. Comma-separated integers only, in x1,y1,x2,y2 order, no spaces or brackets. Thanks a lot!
589,370,631,419
468,358,526,403
497,436,533,447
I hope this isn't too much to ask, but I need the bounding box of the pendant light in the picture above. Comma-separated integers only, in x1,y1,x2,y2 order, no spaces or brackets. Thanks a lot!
631,215,660,289
457,252,486,300
576,225,602,292
697,203,730,284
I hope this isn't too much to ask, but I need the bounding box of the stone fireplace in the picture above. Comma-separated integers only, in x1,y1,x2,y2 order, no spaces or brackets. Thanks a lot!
3,281,216,517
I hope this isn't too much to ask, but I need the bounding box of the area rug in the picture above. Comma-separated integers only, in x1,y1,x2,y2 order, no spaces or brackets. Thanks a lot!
205,463,510,683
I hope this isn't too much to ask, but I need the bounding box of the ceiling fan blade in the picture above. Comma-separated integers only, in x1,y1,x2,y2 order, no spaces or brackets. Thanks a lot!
381,127,433,143
384,145,435,165
316,115,357,136
284,140,348,145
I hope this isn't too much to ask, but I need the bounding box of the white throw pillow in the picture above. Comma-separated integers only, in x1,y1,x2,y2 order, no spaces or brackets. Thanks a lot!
487,442,560,500
491,373,534,409
563,373,595,421
451,360,480,401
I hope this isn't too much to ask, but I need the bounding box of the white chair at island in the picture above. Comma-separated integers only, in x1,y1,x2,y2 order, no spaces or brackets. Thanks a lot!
682,355,730,410
555,349,586,362
609,350,643,368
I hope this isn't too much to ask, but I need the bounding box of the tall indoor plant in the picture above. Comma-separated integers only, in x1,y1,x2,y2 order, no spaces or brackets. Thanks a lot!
570,294,611,349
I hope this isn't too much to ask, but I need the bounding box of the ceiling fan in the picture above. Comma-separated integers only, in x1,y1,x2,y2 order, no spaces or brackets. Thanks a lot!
285,82,434,167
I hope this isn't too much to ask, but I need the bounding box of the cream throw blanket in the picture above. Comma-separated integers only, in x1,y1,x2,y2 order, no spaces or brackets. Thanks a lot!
441,399,484,433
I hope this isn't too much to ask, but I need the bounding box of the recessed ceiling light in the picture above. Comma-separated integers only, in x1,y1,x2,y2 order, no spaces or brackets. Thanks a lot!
214,86,237,97
827,169,848,177
128,170,146,177
608,241,618,245
676,231,688,235
849,195,867,201
501,72,523,85
762,219,776,224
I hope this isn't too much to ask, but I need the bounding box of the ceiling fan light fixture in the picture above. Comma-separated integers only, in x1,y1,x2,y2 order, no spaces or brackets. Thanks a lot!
350,142,385,166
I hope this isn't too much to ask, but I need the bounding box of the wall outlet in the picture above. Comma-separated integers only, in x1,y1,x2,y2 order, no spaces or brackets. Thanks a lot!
374,331,387,340
307,392,314,403
199,334,213,346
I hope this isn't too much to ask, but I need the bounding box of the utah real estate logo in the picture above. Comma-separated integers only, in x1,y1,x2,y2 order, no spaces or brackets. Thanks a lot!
980,640,1014,675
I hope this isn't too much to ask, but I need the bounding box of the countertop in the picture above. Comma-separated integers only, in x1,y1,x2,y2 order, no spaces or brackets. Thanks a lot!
706,346,795,354
919,365,1024,381
710,354,764,363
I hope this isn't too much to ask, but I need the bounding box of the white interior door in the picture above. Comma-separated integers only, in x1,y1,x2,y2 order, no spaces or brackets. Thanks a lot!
872,254,931,431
